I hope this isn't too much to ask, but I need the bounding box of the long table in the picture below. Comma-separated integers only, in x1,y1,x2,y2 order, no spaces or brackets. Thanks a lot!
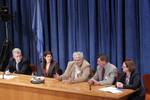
0,73,135,100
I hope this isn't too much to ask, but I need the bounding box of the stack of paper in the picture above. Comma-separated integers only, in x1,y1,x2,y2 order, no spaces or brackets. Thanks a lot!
0,75,18,79
99,86,123,93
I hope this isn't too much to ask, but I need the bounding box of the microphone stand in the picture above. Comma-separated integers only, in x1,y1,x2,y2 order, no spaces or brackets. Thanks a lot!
2,71,5,79
0,6,12,71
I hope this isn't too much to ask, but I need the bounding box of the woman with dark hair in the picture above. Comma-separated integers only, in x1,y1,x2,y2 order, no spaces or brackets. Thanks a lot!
41,51,62,78
116,58,144,100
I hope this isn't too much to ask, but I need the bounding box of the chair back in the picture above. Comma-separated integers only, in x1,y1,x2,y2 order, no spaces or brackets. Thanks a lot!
143,74,150,100
29,64,37,74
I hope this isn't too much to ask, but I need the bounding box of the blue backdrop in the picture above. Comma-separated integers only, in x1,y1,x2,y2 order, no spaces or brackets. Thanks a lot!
0,0,150,76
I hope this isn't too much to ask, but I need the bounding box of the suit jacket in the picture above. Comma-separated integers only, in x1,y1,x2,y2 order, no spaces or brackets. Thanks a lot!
61,59,91,83
6,57,32,75
41,60,62,78
117,71,141,90
92,62,117,85
117,71,144,100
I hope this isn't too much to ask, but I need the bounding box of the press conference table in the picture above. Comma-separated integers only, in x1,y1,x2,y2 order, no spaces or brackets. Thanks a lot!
0,73,135,100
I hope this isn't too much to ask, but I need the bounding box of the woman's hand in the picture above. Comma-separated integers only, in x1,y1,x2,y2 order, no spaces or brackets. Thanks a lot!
116,82,124,88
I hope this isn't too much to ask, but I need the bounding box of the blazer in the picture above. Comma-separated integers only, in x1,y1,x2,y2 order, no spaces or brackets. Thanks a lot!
6,57,32,75
92,62,117,85
61,59,91,83
117,71,141,89
117,71,144,100
41,60,62,78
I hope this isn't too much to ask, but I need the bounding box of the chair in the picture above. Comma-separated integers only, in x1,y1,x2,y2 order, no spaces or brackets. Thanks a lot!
143,74,150,100
29,64,37,75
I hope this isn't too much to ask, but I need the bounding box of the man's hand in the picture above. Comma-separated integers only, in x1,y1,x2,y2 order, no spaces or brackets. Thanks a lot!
88,79,100,85
88,79,94,85
62,78,74,84
5,70,10,75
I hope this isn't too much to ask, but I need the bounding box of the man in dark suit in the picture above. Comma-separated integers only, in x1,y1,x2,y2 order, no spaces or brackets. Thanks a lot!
5,48,32,75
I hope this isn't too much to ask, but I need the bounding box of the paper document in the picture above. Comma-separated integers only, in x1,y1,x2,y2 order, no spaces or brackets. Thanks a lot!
0,75,18,79
99,86,123,93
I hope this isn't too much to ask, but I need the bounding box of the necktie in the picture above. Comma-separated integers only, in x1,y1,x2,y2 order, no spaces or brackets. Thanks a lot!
101,68,105,80
16,63,19,71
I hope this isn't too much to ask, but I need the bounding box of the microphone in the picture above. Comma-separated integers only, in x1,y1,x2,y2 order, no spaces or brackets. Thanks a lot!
2,71,5,79
89,84,92,91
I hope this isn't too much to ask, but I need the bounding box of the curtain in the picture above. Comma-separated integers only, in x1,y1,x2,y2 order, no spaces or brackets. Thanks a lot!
0,0,150,76
0,0,6,49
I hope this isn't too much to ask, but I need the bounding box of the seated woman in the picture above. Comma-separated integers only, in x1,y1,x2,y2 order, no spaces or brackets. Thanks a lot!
116,58,144,100
41,51,62,78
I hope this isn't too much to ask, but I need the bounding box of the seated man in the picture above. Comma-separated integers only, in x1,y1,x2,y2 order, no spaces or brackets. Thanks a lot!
88,54,117,85
55,51,91,84
5,48,32,75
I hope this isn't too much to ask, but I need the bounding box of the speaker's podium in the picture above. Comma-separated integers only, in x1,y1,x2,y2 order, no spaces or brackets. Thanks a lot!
0,72,135,100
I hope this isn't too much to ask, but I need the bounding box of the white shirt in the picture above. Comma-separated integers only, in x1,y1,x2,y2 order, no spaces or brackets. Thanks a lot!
74,65,81,79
